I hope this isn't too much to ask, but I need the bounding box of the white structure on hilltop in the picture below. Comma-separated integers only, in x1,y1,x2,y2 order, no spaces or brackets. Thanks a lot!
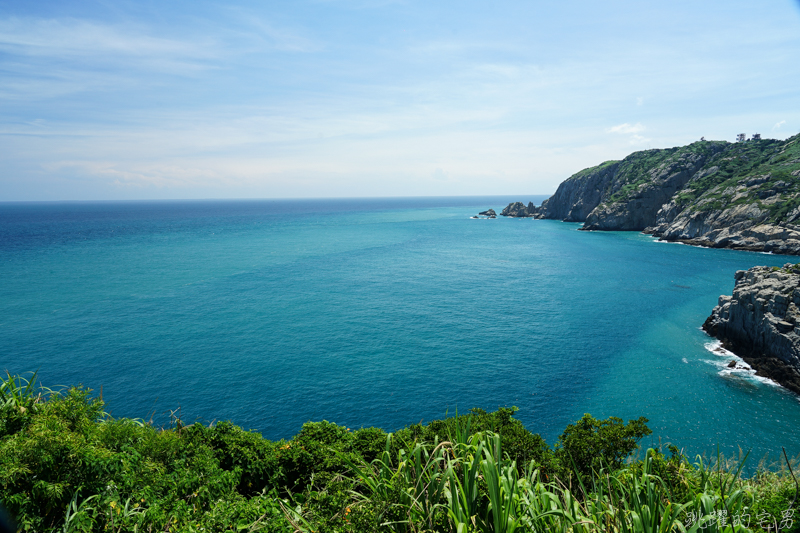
736,133,746,142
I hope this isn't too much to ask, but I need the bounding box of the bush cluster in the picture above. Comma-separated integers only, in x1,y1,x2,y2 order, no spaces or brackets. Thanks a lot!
1,373,798,532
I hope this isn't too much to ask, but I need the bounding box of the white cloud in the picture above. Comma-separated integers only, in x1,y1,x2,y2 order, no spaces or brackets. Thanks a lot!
607,122,645,134
472,63,522,79
3,2,800,201
0,16,219,91
606,123,650,146
432,167,453,182
0,109,619,199
628,134,651,146
0,17,211,59
227,10,320,52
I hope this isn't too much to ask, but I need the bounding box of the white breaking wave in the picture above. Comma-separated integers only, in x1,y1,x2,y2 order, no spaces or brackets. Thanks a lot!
703,341,782,387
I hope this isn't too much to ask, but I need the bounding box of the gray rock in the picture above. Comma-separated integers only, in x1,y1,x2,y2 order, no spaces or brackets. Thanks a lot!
704,265,800,395
500,202,536,217
583,149,722,231
535,161,620,221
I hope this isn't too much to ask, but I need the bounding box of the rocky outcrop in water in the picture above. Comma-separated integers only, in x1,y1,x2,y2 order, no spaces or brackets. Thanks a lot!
528,134,800,254
703,264,800,394
500,202,537,217
478,209,497,217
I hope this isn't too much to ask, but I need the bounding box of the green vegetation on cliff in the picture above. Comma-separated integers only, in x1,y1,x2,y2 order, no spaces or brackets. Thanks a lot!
586,136,800,219
672,137,800,222
1,373,799,532
604,141,728,206
565,159,620,184
532,133,800,251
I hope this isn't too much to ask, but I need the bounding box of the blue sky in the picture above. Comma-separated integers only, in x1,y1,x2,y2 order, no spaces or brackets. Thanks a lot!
1,0,799,200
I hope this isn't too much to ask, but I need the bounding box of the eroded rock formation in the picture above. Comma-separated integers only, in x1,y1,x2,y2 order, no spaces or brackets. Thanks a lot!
703,264,800,394
500,202,537,217
505,134,800,254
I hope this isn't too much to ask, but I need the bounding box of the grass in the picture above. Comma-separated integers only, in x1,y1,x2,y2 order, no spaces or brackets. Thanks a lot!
1,373,799,532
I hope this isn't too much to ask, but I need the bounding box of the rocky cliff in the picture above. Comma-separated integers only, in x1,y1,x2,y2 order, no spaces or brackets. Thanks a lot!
515,133,800,254
703,265,800,394
500,201,537,217
583,144,727,231
535,161,620,221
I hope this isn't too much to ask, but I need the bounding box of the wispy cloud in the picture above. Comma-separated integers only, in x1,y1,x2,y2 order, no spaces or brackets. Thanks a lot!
0,16,224,103
607,122,645,134
0,105,616,199
2,2,800,201
472,63,522,79
407,38,518,55
45,160,215,189
606,123,651,145
0,17,212,59
0,16,220,96
628,134,650,145
312,0,408,8
225,9,320,52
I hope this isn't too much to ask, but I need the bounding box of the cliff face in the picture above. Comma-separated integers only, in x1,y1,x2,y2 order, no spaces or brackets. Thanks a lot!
703,265,800,394
645,144,800,253
582,145,725,230
526,134,800,254
536,161,620,221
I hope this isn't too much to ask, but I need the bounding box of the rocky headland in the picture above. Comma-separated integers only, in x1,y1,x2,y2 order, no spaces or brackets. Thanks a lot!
703,264,800,395
503,133,800,253
498,134,800,391
500,202,536,217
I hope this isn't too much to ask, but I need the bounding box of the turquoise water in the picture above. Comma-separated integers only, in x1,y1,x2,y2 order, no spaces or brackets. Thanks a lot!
2,197,799,461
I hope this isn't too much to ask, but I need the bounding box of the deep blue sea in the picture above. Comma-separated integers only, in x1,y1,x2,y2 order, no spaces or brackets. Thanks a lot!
2,197,800,462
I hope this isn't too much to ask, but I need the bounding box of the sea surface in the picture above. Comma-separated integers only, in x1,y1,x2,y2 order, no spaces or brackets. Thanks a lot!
2,197,800,462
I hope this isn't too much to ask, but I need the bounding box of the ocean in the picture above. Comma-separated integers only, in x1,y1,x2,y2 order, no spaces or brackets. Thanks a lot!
2,197,799,462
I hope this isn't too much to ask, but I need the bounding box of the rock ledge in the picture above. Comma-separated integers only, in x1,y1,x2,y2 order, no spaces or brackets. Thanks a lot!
703,264,800,394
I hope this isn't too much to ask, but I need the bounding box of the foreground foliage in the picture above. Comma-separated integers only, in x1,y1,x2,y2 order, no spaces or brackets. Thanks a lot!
0,373,798,532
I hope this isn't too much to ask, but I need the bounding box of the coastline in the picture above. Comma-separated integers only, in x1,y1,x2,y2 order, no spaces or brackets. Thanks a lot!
702,265,800,396
702,329,800,397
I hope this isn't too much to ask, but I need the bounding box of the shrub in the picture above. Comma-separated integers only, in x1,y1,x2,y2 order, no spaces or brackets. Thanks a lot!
554,413,652,479
7,372,800,533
